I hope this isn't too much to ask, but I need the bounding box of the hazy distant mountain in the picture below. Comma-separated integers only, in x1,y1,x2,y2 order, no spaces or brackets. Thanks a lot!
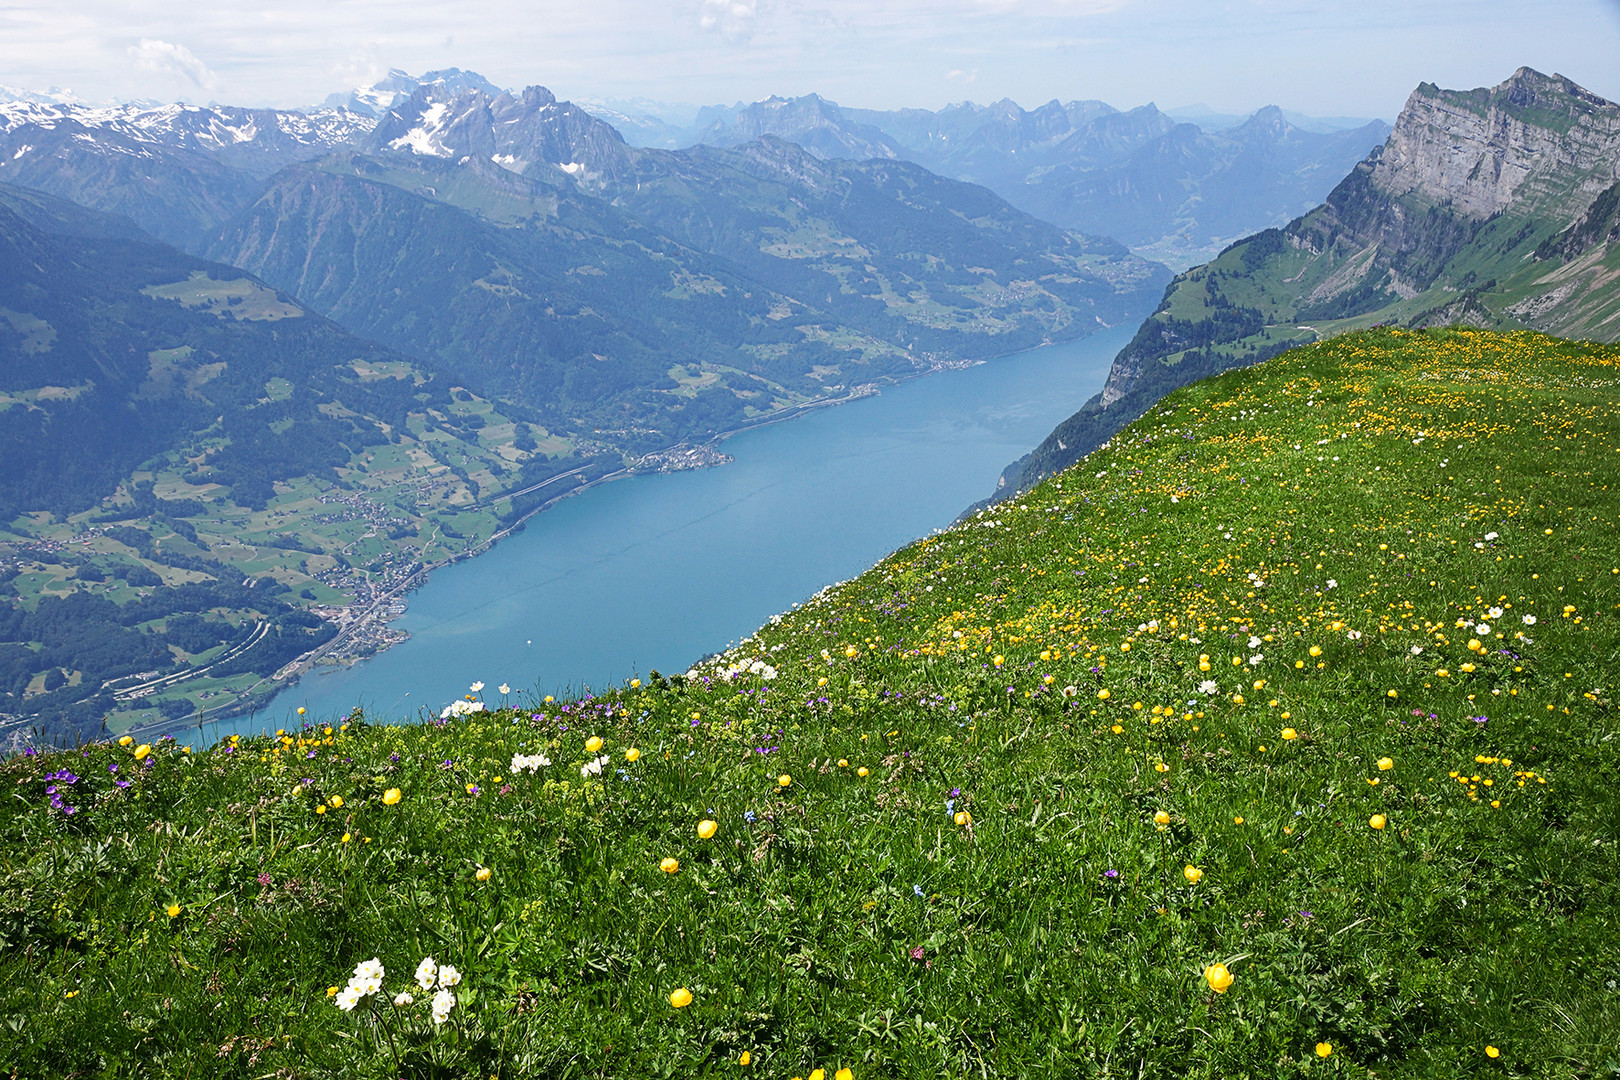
0,98,373,248
986,67,1620,502
690,93,1388,267
1164,103,1387,133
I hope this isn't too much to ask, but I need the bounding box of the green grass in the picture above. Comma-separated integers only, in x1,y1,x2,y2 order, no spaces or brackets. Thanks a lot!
5,329,1618,1077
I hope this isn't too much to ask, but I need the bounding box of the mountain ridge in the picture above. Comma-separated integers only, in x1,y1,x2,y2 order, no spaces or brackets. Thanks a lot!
982,67,1620,506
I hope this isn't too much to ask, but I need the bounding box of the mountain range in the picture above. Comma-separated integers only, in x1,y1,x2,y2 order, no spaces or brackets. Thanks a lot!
988,67,1620,503
690,94,1391,267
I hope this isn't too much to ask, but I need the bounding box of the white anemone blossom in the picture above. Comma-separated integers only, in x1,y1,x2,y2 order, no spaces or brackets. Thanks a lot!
440,699,486,719
510,752,551,773
431,988,456,1024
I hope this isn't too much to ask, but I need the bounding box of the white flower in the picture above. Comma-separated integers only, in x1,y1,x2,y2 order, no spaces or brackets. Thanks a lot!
1484,532,1499,541
1247,636,1262,648
1247,654,1263,666
351,974,382,997
336,986,363,1012
1410,645,1424,655
469,681,485,693
580,755,609,778
440,699,486,718
437,964,462,988
415,957,438,991
431,988,456,1024
1487,606,1503,618
510,752,551,773
1522,614,1537,625
1475,623,1491,635
1346,629,1362,640
498,683,510,695
1199,680,1219,695
353,958,385,985
393,991,414,1006
1326,579,1338,589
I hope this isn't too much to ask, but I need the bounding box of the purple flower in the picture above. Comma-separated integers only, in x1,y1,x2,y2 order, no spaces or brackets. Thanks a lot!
1104,869,1119,880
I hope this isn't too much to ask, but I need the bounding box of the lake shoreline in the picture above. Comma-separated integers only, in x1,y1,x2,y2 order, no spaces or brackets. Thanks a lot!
161,324,1130,743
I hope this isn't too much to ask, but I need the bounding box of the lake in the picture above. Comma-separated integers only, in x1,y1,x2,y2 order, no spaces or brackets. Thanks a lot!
222,326,1128,736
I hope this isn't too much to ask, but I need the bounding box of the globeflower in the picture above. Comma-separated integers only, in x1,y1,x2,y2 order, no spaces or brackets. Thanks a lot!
660,857,680,874
1377,757,1393,771
585,735,604,754
1369,814,1387,830
1316,1042,1332,1058
625,747,641,762
1153,810,1171,826
697,819,718,840
1183,865,1203,884
382,788,402,805
778,774,792,788
669,987,693,1008
475,866,491,882
1204,963,1234,993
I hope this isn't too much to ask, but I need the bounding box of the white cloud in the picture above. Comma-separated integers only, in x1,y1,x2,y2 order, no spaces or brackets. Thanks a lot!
697,0,759,42
128,38,217,90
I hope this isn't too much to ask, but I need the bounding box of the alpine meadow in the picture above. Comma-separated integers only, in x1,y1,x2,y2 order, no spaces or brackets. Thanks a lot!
5,327,1617,1078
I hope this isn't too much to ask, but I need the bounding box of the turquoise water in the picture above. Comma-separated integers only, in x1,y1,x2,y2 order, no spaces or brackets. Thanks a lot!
219,327,1127,736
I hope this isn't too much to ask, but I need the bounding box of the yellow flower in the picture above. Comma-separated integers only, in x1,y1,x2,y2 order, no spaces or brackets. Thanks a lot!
1204,963,1234,993
856,767,869,778
1233,816,1244,825
585,736,604,754
778,774,792,788
297,707,306,716
837,758,848,767
466,783,478,795
630,679,641,688
1097,689,1111,700
669,987,693,1008
1377,757,1394,771
327,985,339,997
660,857,680,874
810,1070,825,1080
133,744,151,760
1153,810,1171,826
954,811,971,826
329,795,343,808
836,1070,853,1080
1485,1046,1500,1058
1183,865,1203,884
1281,728,1297,741
383,788,402,805
625,747,641,763
342,832,352,843
1155,762,1170,773
118,735,133,747
697,819,718,840
739,1051,751,1066
1386,689,1398,699
1308,645,1322,657
1111,724,1123,734
475,866,491,882
845,646,858,658
1369,814,1387,830
166,904,181,919
1316,1042,1332,1058
316,805,327,815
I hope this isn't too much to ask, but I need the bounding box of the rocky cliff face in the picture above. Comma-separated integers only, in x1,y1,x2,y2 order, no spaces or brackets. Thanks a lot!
1373,68,1620,219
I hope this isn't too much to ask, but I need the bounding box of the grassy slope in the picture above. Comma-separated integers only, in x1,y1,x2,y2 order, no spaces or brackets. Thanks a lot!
4,329,1617,1078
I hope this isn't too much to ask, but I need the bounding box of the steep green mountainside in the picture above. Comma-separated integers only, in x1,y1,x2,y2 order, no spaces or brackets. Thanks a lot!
5,329,1616,1076
988,68,1620,504
698,94,1388,267
209,86,1168,454
0,184,586,742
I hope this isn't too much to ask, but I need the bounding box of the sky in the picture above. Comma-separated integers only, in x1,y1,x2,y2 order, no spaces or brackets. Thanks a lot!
2,0,1618,120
